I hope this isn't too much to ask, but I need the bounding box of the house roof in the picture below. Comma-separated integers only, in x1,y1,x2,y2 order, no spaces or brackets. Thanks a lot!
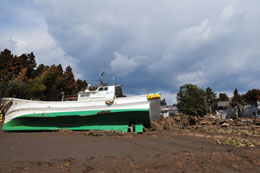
217,101,230,107
161,106,178,112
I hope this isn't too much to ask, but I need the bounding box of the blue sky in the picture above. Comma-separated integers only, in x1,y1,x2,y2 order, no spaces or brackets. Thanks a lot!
1,0,260,104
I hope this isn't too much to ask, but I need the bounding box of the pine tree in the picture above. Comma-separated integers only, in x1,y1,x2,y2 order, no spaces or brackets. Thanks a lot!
76,79,88,92
64,66,76,95
205,87,217,113
177,84,208,116
230,88,243,118
218,93,229,101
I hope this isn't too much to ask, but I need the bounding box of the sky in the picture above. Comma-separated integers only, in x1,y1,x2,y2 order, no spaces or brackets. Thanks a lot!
1,0,260,104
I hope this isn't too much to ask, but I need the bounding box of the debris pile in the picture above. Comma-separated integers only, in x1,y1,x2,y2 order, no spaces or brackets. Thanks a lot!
151,116,180,130
151,114,260,130
196,115,260,128
180,115,199,128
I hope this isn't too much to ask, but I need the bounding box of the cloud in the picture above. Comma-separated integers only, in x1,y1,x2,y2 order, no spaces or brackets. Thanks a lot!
175,70,207,86
0,0,82,78
110,52,138,77
2,0,260,103
146,3,260,93
0,38,17,51
220,6,235,22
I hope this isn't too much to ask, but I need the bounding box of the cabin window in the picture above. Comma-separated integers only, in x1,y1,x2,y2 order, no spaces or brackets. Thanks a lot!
98,87,104,91
104,87,108,91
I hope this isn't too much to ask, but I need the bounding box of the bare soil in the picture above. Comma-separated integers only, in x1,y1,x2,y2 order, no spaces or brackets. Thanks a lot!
0,116,260,173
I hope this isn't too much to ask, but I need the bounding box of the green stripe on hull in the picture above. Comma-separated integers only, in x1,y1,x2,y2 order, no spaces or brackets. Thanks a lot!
3,124,129,132
3,109,150,132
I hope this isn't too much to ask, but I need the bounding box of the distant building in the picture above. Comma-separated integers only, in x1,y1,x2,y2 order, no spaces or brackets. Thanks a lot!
216,100,260,119
217,101,231,109
216,101,231,119
161,105,179,117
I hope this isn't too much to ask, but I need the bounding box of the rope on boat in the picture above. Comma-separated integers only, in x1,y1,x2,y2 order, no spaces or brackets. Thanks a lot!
0,99,13,122
105,98,115,105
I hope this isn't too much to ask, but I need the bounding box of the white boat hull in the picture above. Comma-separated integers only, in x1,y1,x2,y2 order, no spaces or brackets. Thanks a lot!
2,95,161,131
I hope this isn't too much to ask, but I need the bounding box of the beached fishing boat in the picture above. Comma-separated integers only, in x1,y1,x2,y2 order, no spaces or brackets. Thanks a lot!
1,84,161,132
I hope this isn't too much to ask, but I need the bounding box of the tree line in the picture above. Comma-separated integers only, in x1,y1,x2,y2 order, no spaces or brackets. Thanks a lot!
0,49,88,101
177,84,260,117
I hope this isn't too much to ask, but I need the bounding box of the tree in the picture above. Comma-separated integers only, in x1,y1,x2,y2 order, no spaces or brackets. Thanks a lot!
5,80,27,99
35,64,49,76
218,93,229,101
205,87,217,113
0,49,37,82
0,49,87,100
177,84,208,116
64,66,76,95
0,79,9,98
230,88,244,118
25,77,46,100
40,65,64,101
16,52,37,79
55,64,65,93
160,98,167,106
76,79,88,92
245,89,260,117
0,49,13,81
230,88,241,105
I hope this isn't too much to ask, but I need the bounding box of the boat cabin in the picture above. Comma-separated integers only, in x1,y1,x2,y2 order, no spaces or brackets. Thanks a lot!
78,85,124,101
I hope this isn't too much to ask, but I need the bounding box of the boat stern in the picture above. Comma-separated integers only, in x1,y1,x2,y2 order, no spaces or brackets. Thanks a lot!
147,93,161,122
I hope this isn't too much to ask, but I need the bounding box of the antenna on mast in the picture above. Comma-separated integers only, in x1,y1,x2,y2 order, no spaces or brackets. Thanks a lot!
99,70,105,86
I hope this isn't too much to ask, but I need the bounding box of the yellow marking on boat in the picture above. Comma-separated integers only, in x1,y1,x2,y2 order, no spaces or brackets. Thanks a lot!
147,93,160,100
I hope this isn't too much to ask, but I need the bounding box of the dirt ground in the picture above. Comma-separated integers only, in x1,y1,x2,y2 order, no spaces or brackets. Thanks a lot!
0,116,260,173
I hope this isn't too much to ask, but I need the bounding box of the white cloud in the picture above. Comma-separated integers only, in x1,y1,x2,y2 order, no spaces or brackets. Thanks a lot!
220,6,235,22
0,38,17,51
110,52,138,77
0,1,83,78
175,70,207,86
147,3,260,93
0,30,82,79
175,19,212,44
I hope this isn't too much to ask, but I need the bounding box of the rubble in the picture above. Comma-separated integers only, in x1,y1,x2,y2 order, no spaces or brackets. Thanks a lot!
253,119,260,126
151,117,178,130
150,114,260,131
221,123,229,128
149,114,260,149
